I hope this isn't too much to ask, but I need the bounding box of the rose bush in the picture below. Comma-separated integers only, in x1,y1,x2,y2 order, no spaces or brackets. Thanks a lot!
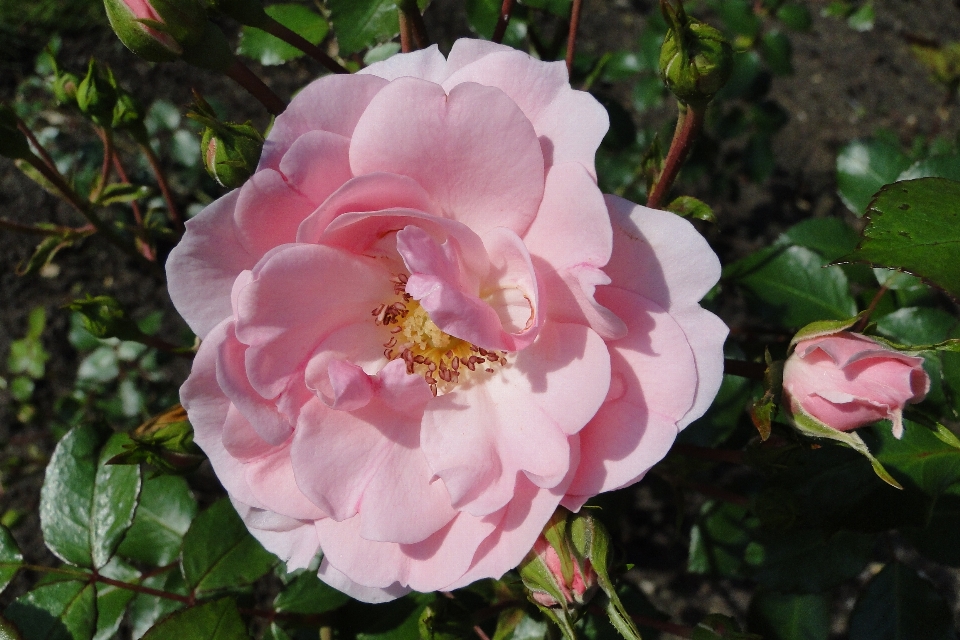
167,40,727,602
783,331,930,438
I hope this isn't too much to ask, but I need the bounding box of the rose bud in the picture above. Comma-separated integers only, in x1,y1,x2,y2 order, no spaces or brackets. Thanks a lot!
52,71,81,107
520,511,598,612
783,331,930,439
76,59,119,127
103,0,208,63
659,0,733,107
189,95,264,188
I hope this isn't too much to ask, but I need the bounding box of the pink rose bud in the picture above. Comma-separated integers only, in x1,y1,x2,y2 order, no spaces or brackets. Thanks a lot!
103,0,207,62
526,536,598,608
783,331,930,438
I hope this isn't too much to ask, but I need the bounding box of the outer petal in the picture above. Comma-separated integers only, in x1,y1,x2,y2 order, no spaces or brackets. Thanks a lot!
259,73,388,171
603,195,726,426
232,500,321,571
565,287,698,502
422,322,609,516
166,191,252,338
349,78,545,237
442,44,608,175
235,244,394,399
358,44,448,83
317,560,410,603
314,507,501,593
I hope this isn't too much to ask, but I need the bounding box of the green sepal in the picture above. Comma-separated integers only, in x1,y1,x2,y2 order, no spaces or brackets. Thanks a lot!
749,351,783,441
190,95,264,188
104,0,183,62
52,71,81,108
108,404,205,475
788,312,867,351
787,407,903,489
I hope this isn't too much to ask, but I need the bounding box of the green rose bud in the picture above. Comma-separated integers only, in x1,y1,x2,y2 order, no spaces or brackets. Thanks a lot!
190,95,264,188
108,404,206,474
659,0,733,108
52,71,81,107
112,88,149,144
103,0,209,63
0,105,31,160
76,59,118,127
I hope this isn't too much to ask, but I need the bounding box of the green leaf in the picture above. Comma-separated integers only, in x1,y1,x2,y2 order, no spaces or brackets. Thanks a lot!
141,598,249,640
41,426,142,569
726,245,858,328
778,217,859,262
237,4,329,66
493,609,549,640
750,529,875,592
898,154,960,182
875,307,958,346
117,475,197,567
840,178,960,299
0,615,23,640
273,571,349,615
848,563,954,640
328,0,427,56
6,577,96,640
775,3,811,31
872,420,960,496
180,499,276,596
127,570,186,640
760,31,792,75
836,139,911,216
465,0,499,38
666,196,716,222
846,3,875,32
7,308,49,379
94,557,139,640
0,527,23,594
688,502,758,578
94,183,151,206
747,592,829,640
17,234,76,277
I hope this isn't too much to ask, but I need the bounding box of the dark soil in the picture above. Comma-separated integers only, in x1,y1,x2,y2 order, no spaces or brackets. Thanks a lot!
1,0,959,635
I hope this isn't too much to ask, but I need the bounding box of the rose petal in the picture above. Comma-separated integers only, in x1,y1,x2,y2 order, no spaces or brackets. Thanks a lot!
278,130,353,205
232,499,321,571
358,44,449,83
349,77,545,237
233,169,317,258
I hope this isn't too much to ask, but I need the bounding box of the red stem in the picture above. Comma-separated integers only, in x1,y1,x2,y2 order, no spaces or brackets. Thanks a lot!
260,19,348,74
140,142,183,235
854,285,889,332
397,0,429,52
91,128,114,203
646,105,705,209
565,0,585,76
224,59,287,116
16,119,59,174
491,0,516,44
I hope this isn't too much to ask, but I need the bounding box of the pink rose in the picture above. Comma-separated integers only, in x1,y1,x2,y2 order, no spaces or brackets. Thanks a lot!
783,332,930,438
167,40,727,602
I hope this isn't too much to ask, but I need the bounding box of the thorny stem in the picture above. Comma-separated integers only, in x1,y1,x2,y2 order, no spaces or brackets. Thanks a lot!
260,18,349,74
491,0,516,44
397,0,430,52
140,142,184,235
565,0,584,76
16,119,58,174
854,284,890,332
646,104,706,210
90,127,114,203
723,358,766,381
224,58,287,116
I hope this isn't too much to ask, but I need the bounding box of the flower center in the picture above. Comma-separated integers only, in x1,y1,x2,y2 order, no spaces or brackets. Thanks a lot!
372,274,506,395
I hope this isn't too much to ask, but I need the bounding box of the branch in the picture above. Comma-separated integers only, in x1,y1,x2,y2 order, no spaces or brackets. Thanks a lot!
259,18,348,74
0,219,93,236
224,59,287,116
854,285,889,332
646,104,705,210
139,142,183,235
90,127,114,204
17,119,59,175
397,0,430,52
491,0,516,44
565,0,585,76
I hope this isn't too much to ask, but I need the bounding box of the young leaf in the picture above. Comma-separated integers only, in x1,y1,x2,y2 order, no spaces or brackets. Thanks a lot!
848,562,954,640
93,183,151,206
180,499,276,596
747,591,829,640
841,178,960,299
141,598,249,640
117,475,197,567
5,576,96,640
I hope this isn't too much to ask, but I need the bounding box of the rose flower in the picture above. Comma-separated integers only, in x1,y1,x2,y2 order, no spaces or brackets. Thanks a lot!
783,331,930,438
167,40,727,602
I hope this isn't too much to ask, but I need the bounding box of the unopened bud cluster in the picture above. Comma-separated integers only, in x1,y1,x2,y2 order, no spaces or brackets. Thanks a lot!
658,0,733,107
190,95,264,188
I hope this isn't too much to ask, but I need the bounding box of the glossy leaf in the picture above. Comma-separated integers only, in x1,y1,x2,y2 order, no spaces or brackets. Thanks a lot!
898,154,960,182
848,563,954,640
750,529,875,592
141,598,249,640
181,499,276,595
117,475,197,567
836,139,911,216
875,307,958,346
127,570,186,640
778,217,859,262
273,571,350,615
328,0,428,56
0,527,23,594
842,178,960,299
726,245,857,328
94,557,139,640
237,4,329,66
872,420,960,496
6,576,96,640
747,591,829,640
